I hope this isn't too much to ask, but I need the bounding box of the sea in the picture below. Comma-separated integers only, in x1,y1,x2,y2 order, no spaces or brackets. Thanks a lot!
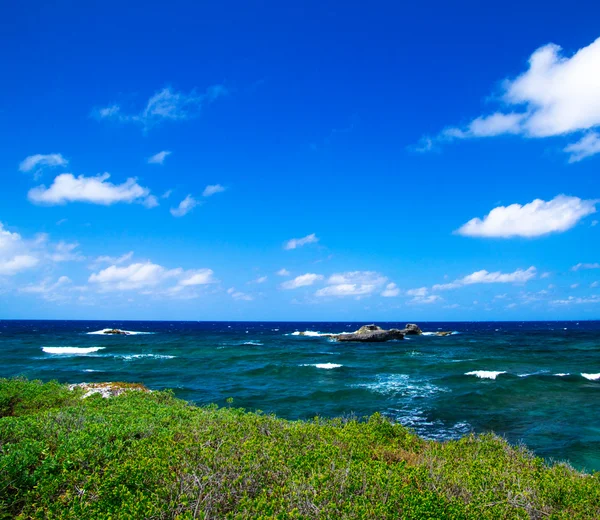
1,320,599,472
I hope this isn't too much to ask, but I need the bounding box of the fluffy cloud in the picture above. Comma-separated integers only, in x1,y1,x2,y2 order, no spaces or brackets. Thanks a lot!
147,151,171,164
420,37,600,161
96,85,228,130
316,271,387,297
19,153,67,173
0,223,39,276
281,273,323,289
381,282,400,297
572,262,600,271
203,184,226,197
170,195,199,217
284,233,319,250
28,173,158,207
88,262,215,293
433,267,537,291
456,195,596,238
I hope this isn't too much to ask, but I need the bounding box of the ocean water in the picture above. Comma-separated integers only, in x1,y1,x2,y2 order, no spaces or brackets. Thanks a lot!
1,320,599,472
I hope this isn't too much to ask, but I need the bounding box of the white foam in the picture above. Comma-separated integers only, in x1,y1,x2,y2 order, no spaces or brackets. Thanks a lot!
87,329,153,335
582,373,600,381
243,341,263,346
42,346,105,355
356,374,446,399
301,363,342,369
119,354,175,360
554,373,569,377
465,370,506,380
421,332,436,336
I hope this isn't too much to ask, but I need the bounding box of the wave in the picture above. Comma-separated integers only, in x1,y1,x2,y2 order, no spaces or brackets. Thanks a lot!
300,363,342,369
582,373,600,381
242,341,263,346
465,370,506,380
421,331,460,336
290,331,332,337
42,346,105,355
355,374,446,399
87,329,153,336
118,354,175,361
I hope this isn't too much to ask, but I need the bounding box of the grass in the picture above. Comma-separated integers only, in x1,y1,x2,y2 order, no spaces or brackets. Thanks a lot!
1,378,599,519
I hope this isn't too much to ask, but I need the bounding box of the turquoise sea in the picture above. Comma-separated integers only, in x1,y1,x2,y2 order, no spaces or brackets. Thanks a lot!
1,320,599,472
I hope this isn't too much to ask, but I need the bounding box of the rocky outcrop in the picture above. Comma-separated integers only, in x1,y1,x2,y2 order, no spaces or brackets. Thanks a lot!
103,329,129,335
336,325,405,342
401,323,423,335
434,331,453,336
69,382,150,398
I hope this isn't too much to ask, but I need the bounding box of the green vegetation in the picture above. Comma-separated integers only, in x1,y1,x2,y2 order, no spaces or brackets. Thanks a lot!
1,379,599,519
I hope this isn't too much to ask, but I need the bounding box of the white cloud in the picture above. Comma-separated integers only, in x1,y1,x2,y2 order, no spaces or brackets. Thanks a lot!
572,262,600,271
0,223,40,276
249,275,268,284
381,282,400,297
456,195,596,238
202,184,226,197
281,273,323,289
564,132,600,163
147,151,171,164
570,283,580,289
28,173,157,207
94,251,134,266
422,37,600,160
552,295,600,305
170,195,199,217
88,261,215,293
20,276,72,301
540,272,551,278
227,287,253,301
0,255,39,276
178,269,216,286
284,233,319,250
48,241,84,262
276,268,291,276
96,85,228,130
433,267,537,291
316,271,387,297
19,153,68,173
406,287,428,297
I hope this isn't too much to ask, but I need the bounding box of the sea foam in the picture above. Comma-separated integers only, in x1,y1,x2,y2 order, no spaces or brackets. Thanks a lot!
42,346,105,355
465,370,506,380
301,363,342,369
582,373,600,381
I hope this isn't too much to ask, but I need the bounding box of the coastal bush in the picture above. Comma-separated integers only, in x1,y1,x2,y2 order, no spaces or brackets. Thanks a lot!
0,379,599,519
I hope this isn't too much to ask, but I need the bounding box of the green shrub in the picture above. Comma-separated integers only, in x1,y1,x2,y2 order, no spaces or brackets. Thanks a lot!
0,379,598,519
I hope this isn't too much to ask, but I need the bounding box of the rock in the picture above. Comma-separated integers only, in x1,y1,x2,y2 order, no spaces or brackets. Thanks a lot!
68,382,150,399
336,325,404,342
435,331,453,336
402,323,423,335
103,329,129,335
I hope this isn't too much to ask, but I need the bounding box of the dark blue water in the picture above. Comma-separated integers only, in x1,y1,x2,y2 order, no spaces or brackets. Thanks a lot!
1,320,600,472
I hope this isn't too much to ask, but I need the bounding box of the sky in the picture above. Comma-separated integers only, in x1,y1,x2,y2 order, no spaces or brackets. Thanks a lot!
1,0,599,321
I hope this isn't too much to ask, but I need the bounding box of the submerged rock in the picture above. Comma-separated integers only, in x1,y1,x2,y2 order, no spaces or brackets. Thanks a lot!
335,325,405,342
103,329,129,335
401,323,423,335
434,331,453,336
69,382,150,398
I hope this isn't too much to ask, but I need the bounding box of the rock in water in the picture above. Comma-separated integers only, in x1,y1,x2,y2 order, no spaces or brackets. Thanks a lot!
103,329,129,335
336,325,405,342
435,331,453,336
402,323,423,335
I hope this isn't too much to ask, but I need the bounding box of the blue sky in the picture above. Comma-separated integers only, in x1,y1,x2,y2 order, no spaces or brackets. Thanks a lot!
1,0,599,321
